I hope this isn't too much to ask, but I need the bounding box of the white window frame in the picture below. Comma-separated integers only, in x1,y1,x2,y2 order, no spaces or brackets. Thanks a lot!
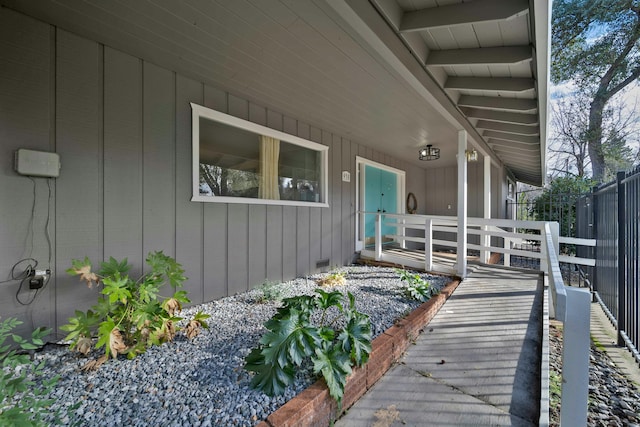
191,103,329,207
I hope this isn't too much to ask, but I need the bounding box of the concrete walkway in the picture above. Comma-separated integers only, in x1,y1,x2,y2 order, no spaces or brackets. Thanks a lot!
336,265,544,426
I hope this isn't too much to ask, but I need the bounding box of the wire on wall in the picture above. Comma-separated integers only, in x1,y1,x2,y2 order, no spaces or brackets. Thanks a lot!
1,177,54,306
45,178,52,266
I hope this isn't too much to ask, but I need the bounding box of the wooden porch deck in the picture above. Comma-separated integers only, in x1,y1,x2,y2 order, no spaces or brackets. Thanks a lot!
359,246,484,276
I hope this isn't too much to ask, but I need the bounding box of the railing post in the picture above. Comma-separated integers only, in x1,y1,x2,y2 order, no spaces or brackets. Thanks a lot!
424,218,433,272
542,222,559,273
481,225,490,264
560,287,591,427
401,217,407,249
617,171,626,346
503,235,511,267
375,213,382,261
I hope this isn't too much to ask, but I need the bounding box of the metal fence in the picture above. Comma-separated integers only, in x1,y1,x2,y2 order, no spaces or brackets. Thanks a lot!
578,167,640,365
508,190,591,287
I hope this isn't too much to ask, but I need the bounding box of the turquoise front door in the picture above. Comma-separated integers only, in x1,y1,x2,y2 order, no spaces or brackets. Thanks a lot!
364,165,398,246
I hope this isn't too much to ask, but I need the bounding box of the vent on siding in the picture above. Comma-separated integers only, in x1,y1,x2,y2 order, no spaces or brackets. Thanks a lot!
316,258,330,268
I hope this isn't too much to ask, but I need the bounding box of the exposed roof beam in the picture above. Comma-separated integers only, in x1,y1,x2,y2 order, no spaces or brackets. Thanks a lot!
508,168,541,177
426,46,532,66
445,76,535,92
400,0,529,32
494,155,540,168
483,131,539,144
508,170,540,181
476,120,540,135
461,107,538,125
458,95,537,112
490,141,540,152
510,169,540,177
494,153,540,163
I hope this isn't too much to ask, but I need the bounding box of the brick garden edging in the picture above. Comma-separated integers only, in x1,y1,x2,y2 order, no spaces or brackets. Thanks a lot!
256,278,462,427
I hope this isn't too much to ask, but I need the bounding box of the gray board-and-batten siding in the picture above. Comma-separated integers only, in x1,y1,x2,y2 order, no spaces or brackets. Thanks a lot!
0,8,429,336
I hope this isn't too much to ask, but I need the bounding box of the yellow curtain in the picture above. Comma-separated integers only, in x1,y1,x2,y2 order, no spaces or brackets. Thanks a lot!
259,135,280,199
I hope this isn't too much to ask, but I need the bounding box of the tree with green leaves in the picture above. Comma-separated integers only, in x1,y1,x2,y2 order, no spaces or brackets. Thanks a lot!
532,176,595,239
552,0,640,182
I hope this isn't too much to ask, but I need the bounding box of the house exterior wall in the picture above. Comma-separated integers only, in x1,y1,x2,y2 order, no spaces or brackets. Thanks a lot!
0,8,428,336
424,161,508,218
424,160,511,247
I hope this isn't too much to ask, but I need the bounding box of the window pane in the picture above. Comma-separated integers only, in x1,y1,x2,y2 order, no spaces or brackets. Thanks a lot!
196,111,325,205
278,141,321,202
199,117,260,198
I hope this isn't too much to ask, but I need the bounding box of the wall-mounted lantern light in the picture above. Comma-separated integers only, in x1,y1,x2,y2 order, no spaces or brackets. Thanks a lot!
465,149,478,162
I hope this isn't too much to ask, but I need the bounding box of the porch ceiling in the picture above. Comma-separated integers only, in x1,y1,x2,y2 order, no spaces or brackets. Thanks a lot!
1,0,548,185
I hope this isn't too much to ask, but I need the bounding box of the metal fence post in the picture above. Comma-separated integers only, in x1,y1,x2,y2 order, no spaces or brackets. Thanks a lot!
617,171,626,347
591,185,599,297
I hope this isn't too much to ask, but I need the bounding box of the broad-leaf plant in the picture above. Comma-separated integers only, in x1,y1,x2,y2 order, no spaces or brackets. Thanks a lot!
245,288,372,405
0,318,70,426
397,269,439,302
61,251,209,366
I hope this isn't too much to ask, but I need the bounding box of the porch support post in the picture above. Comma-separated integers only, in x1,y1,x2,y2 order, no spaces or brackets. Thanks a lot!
481,155,491,263
457,130,468,277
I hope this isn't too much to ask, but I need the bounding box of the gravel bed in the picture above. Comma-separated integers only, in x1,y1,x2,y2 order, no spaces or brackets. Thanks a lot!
34,266,451,427
549,322,640,426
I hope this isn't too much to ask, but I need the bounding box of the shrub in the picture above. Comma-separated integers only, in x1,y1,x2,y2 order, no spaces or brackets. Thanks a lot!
317,270,347,287
61,251,209,366
0,318,66,426
244,289,371,404
254,281,283,303
396,269,439,302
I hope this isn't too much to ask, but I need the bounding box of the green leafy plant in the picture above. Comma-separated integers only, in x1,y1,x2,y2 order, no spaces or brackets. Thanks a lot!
317,270,347,287
396,269,439,302
244,289,371,404
61,251,210,366
254,281,283,303
0,318,66,426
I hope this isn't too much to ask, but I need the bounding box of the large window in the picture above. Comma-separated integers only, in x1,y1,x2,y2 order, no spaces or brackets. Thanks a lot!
191,103,328,206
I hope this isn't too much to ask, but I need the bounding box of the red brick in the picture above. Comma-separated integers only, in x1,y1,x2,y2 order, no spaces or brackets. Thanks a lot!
341,365,367,413
366,333,393,388
384,324,410,361
402,308,426,340
440,279,461,298
264,279,463,427
267,381,336,427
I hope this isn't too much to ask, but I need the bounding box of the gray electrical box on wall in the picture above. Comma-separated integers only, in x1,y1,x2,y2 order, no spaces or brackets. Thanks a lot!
14,149,61,178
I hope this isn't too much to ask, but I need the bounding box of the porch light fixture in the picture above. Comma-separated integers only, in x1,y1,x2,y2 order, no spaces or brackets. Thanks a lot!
419,144,440,161
465,149,478,162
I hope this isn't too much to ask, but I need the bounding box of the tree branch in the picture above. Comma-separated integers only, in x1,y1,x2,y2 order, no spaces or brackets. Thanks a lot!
605,65,640,99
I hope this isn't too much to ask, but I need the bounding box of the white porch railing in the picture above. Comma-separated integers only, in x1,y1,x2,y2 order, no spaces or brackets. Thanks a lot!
360,212,593,426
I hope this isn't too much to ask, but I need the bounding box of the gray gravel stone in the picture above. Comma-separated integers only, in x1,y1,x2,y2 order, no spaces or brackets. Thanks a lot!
33,266,449,426
549,322,640,426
